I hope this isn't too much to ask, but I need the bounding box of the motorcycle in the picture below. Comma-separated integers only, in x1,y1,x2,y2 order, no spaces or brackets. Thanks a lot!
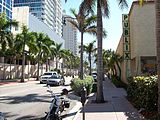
44,86,70,120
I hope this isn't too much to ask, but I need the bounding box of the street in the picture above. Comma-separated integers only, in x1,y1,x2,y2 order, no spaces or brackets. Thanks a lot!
0,77,75,120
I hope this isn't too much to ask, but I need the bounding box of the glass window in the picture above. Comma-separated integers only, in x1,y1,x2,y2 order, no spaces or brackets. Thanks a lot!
6,0,10,5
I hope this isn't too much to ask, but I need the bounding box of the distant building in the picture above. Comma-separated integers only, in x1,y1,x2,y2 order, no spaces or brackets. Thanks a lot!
62,14,78,55
116,1,156,83
12,6,64,70
13,0,62,36
0,0,12,20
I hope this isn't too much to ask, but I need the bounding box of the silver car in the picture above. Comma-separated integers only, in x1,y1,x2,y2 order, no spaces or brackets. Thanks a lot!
40,71,58,84
47,75,65,86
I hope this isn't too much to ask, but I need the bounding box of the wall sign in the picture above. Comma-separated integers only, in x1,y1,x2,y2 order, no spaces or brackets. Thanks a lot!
122,14,130,60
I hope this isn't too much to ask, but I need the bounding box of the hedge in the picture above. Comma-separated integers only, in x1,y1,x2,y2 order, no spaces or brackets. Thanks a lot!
127,75,158,111
70,76,94,96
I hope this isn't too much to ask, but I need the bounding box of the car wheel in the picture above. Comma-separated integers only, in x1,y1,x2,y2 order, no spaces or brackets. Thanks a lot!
40,81,43,84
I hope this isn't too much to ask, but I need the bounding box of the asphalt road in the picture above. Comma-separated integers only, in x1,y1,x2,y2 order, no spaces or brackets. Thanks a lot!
0,77,76,120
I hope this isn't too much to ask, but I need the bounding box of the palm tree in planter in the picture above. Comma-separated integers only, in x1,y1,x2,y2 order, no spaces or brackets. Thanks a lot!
15,26,36,82
68,8,97,79
83,40,96,75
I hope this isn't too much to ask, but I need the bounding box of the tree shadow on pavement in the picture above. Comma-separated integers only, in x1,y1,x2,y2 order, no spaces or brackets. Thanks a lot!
0,93,51,104
15,115,43,120
78,95,144,120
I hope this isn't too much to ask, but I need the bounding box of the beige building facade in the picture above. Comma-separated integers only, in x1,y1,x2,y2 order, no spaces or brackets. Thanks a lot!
116,1,156,83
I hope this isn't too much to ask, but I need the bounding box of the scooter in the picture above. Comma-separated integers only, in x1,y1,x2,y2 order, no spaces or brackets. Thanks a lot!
44,86,70,120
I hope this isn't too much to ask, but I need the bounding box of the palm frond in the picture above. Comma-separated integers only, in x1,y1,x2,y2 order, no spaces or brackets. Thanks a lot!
117,0,128,9
100,0,109,17
67,19,79,30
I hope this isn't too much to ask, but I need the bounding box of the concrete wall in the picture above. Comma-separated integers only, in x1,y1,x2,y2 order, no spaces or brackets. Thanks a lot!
116,1,156,83
130,2,156,58
0,63,42,80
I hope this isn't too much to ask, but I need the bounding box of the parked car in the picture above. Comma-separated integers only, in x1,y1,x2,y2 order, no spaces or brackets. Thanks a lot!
40,71,58,84
47,74,65,86
92,72,97,82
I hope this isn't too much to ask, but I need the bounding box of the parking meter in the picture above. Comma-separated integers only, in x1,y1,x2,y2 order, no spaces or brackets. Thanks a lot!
81,86,86,106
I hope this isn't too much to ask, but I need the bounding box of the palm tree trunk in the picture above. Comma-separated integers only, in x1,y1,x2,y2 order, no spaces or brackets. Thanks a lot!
80,32,84,79
46,59,48,72
89,53,91,75
28,60,30,80
37,53,40,80
116,61,121,79
21,51,25,82
3,57,5,80
49,59,50,71
96,1,104,103
56,57,58,69
155,0,160,112
10,57,12,79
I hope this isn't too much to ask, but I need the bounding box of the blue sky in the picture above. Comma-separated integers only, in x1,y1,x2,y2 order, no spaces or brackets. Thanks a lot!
62,0,133,51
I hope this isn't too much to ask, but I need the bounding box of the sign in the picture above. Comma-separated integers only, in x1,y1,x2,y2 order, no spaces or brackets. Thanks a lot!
122,14,130,60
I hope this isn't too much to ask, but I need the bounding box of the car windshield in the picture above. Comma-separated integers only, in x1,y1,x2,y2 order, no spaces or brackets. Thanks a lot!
43,73,53,75
92,73,97,76
50,75,60,79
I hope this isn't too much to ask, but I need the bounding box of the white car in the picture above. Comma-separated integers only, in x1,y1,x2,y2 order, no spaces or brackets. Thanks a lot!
47,74,65,86
40,71,58,84
92,72,97,82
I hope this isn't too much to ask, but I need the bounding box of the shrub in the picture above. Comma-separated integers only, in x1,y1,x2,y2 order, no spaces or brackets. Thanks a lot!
111,75,128,89
127,75,158,112
70,76,94,96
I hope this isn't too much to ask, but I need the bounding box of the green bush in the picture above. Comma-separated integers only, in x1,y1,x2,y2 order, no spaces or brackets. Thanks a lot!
70,76,94,96
92,83,97,93
111,75,128,89
127,75,158,112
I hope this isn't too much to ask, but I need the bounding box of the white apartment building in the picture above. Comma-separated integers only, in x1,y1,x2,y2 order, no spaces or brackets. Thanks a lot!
12,7,64,70
62,15,78,55
14,0,62,36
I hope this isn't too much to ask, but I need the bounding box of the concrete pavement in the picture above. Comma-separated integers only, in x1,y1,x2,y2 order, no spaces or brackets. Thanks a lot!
73,78,144,120
0,77,144,120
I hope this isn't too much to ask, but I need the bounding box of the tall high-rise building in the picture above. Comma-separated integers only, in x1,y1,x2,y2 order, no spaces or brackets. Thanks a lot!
0,0,13,20
62,15,78,55
13,0,62,36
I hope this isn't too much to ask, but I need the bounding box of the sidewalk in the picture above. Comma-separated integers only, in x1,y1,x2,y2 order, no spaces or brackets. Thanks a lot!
0,78,37,86
73,78,144,120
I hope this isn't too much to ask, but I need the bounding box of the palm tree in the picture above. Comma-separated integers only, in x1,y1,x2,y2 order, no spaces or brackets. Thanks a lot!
82,0,127,103
33,32,53,80
52,43,64,70
15,26,36,82
65,0,127,102
0,13,18,80
83,40,96,75
69,8,97,79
